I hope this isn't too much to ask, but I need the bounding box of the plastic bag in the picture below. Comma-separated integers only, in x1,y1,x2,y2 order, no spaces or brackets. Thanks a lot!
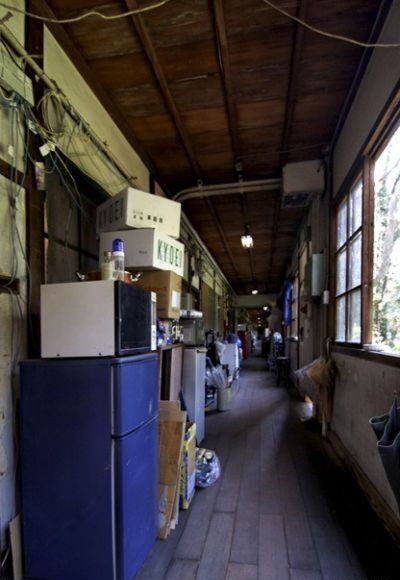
215,341,227,359
195,448,221,488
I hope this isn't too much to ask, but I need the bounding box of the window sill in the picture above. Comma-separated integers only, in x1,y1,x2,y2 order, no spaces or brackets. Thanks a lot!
332,344,400,368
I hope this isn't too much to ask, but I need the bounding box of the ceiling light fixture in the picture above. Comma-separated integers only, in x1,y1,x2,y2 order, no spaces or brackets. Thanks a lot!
241,224,253,249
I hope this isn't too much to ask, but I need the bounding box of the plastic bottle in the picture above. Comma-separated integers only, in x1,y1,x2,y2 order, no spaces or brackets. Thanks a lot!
101,251,114,280
112,238,125,281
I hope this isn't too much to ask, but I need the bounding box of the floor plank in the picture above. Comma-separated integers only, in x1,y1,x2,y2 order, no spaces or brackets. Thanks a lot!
289,569,323,580
226,563,258,580
230,424,260,564
284,514,320,570
164,559,198,580
259,514,290,580
196,512,235,580
308,516,355,580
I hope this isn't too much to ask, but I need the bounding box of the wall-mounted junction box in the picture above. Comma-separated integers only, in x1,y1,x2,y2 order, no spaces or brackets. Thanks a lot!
303,253,326,298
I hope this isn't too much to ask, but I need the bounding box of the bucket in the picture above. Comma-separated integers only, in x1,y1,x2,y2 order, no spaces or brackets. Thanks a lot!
217,387,232,411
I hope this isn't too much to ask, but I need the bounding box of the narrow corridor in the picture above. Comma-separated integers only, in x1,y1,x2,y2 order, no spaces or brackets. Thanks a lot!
138,353,400,580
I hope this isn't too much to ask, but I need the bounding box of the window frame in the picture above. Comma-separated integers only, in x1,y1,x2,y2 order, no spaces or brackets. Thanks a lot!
333,176,364,345
331,94,400,361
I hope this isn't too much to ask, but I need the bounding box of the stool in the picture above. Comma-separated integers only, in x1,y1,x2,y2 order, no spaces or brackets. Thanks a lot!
276,357,289,387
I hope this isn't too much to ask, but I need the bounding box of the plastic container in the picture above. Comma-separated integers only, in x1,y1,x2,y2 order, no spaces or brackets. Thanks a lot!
217,387,232,411
112,238,125,281
100,251,114,280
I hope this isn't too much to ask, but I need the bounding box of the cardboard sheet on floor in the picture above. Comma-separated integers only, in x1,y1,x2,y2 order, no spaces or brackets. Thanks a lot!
158,401,186,539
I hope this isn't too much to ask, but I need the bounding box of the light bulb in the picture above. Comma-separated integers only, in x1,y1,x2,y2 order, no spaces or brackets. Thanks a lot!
240,234,253,248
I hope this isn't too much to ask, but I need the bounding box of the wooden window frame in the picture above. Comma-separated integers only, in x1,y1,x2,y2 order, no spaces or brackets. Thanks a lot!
333,176,363,346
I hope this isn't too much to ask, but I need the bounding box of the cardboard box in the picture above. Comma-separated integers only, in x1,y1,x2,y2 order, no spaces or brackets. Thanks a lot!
158,401,186,539
96,187,181,238
99,228,184,277
135,270,182,319
180,422,196,509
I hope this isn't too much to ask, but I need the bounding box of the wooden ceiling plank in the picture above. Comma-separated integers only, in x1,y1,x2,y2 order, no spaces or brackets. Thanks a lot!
123,0,202,180
212,0,242,171
30,0,167,192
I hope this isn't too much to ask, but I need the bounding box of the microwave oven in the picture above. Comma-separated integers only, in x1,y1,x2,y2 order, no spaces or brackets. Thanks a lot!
41,281,157,358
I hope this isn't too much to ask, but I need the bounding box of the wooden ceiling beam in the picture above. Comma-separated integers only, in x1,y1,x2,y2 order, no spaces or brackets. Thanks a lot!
212,0,242,171
30,0,168,193
281,0,308,165
205,198,240,278
124,0,202,181
268,0,307,279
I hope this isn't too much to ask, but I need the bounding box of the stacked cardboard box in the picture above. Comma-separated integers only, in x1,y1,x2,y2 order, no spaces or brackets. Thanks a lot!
97,187,183,318
158,401,187,539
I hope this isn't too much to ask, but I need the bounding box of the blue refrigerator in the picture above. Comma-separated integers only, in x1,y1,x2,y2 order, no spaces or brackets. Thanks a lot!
20,353,158,580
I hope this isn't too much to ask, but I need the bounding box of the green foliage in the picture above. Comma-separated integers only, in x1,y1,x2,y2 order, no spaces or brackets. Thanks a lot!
373,126,400,351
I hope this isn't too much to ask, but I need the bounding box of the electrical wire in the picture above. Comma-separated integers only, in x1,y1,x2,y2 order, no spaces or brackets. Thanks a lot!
0,0,398,48
262,0,400,48
0,0,173,24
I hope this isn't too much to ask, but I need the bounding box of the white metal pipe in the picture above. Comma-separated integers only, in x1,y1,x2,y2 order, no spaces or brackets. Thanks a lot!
173,178,281,202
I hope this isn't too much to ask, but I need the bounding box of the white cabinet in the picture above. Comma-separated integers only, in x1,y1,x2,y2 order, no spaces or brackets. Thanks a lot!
182,347,206,444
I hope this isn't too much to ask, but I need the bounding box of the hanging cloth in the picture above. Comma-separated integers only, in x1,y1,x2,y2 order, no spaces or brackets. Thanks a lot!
282,280,293,327
370,397,400,509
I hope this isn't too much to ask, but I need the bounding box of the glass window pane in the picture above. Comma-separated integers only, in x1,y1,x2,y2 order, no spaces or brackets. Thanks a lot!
349,234,362,289
348,290,361,343
350,181,362,235
336,249,347,295
373,124,400,352
336,297,346,341
337,200,348,249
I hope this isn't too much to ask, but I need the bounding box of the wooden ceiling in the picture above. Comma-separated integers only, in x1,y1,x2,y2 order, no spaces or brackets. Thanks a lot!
36,0,384,293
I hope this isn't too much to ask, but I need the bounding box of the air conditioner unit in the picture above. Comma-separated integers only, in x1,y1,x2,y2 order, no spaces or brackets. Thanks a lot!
282,160,325,197
0,43,34,105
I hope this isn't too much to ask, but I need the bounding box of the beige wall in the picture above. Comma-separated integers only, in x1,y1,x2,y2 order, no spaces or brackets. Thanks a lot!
43,28,150,193
332,353,399,516
333,0,400,194
0,0,26,547
0,174,27,547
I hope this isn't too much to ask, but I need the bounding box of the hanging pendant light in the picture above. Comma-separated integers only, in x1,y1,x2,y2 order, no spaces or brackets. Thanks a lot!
241,224,254,248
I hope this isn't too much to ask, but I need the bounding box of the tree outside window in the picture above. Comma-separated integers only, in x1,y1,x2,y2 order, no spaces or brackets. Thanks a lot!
373,124,400,352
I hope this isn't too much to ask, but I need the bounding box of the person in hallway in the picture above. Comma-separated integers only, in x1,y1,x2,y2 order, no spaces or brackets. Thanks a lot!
267,301,284,370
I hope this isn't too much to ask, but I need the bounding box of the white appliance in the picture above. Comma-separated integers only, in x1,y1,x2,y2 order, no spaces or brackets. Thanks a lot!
182,347,206,443
41,281,157,358
220,343,240,378
96,187,181,238
99,228,184,276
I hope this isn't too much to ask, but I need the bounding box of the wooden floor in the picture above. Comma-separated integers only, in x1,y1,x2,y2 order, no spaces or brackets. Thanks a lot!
137,352,399,580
